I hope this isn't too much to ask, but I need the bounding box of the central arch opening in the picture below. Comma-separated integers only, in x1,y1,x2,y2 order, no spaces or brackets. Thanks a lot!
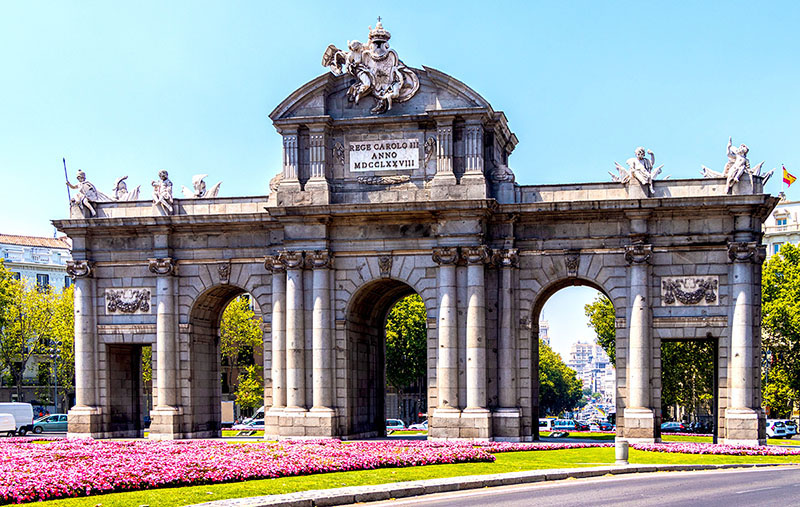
345,279,429,438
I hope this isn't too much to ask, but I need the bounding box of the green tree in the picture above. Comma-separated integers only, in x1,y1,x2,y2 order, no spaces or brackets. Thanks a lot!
235,365,264,413
660,340,714,421
384,294,427,392
51,286,75,410
762,367,794,418
761,243,800,411
538,339,583,416
584,295,616,366
0,274,56,399
219,295,262,392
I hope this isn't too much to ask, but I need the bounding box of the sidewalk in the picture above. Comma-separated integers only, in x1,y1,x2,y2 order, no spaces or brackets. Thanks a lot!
189,462,795,507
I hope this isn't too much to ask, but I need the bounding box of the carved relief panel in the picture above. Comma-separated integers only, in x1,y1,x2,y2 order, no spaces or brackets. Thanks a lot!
105,288,152,314
660,276,719,306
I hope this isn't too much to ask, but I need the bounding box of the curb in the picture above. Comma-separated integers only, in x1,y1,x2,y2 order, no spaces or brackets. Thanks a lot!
188,462,796,507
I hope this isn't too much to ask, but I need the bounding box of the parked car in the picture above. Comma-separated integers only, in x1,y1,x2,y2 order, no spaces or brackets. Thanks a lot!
660,421,688,433
408,420,428,431
0,402,34,436
386,419,406,432
766,420,788,439
552,419,577,431
32,414,68,434
231,419,264,431
575,421,590,431
782,420,797,438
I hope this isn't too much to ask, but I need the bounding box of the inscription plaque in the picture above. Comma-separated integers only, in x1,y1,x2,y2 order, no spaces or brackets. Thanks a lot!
349,139,419,171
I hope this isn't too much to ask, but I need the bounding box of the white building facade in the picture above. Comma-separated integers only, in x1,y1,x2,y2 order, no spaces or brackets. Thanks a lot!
763,197,800,258
1,234,72,292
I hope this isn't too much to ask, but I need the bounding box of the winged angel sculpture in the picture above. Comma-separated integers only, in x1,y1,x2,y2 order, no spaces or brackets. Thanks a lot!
611,147,663,194
322,19,420,114
701,137,773,193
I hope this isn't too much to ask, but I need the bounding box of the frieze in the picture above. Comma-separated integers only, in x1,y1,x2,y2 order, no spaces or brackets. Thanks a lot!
356,175,411,185
661,276,719,306
105,288,151,314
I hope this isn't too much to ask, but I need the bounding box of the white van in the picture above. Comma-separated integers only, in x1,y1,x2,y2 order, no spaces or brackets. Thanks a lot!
0,402,35,435
0,414,15,436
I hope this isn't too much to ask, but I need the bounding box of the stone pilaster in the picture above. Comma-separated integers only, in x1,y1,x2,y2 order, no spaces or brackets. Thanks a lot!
279,129,301,191
148,257,182,439
460,120,487,198
622,241,657,442
309,250,334,416
281,250,306,412
305,125,331,204
431,119,456,201
493,249,521,440
265,256,286,411
66,260,102,437
724,240,767,445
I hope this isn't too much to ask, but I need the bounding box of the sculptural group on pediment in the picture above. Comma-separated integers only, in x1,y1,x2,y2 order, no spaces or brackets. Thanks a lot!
701,137,773,192
322,19,420,114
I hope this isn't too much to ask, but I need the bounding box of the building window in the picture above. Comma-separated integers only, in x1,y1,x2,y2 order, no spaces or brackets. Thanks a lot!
774,243,784,255
11,272,21,280
36,273,50,290
64,276,72,289
776,218,787,226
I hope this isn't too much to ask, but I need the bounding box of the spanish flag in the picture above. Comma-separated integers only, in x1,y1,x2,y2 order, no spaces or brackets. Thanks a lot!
784,166,797,187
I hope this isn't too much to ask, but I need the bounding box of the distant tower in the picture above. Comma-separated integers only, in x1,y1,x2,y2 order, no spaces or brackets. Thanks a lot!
539,320,550,346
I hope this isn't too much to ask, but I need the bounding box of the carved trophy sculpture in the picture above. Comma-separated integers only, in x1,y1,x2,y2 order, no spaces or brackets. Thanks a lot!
181,174,221,198
701,137,773,193
66,170,111,217
612,147,663,195
151,170,174,214
112,176,140,201
322,19,420,114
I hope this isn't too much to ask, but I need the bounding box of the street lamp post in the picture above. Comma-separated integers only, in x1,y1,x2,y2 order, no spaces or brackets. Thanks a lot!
50,340,61,413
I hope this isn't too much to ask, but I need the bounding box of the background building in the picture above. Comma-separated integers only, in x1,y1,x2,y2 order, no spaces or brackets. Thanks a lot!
1,233,72,292
763,195,800,258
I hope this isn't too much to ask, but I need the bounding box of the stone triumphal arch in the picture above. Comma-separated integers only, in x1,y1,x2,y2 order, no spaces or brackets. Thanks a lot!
55,22,777,445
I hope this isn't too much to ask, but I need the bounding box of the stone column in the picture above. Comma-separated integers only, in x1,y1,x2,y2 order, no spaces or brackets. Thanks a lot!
464,246,489,410
623,242,656,442
149,257,181,439
724,241,766,445
265,256,286,410
309,250,334,414
66,260,102,437
496,249,518,408
305,124,331,204
463,121,484,176
432,247,460,412
282,251,306,411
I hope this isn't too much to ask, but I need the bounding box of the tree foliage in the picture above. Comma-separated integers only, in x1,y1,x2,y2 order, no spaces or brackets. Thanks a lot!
761,243,800,415
538,339,583,416
584,295,616,366
660,340,714,420
385,294,427,392
235,365,264,412
219,295,262,390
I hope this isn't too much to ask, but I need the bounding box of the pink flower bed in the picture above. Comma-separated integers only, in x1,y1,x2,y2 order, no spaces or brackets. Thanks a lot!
477,442,612,452
631,442,800,456
0,439,494,504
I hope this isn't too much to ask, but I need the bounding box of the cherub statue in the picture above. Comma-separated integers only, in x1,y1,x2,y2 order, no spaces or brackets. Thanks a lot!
701,137,771,192
112,176,140,201
66,170,110,216
151,170,174,213
612,147,663,194
181,174,221,198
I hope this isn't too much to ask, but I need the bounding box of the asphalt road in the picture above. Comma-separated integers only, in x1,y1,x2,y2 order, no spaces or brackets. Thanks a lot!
353,467,800,507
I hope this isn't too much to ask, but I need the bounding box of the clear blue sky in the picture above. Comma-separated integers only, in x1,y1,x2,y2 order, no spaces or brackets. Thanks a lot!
1,1,797,352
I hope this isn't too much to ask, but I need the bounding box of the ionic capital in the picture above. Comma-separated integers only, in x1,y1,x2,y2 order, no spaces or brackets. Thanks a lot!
264,255,285,272
624,243,652,264
307,250,332,269
278,250,305,270
464,245,491,264
728,242,766,264
148,257,176,276
66,260,94,280
493,248,519,268
432,246,459,265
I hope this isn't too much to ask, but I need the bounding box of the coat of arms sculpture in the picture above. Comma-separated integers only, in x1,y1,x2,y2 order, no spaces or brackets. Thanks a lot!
322,19,420,114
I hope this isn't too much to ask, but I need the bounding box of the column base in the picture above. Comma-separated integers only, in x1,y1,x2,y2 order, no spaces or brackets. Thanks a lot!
621,407,659,443
459,173,488,199
460,408,492,440
303,178,331,205
492,408,522,441
265,407,338,439
722,408,766,446
430,174,458,201
148,406,184,440
67,405,103,438
429,407,462,439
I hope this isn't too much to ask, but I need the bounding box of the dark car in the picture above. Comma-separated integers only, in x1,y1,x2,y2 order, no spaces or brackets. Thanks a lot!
575,421,590,431
660,421,687,433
